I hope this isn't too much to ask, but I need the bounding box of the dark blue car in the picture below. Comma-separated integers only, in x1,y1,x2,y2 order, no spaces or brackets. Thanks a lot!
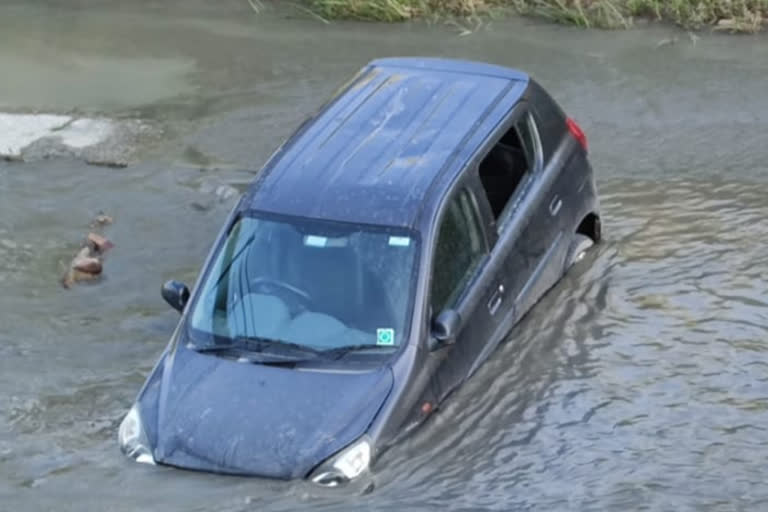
118,57,601,487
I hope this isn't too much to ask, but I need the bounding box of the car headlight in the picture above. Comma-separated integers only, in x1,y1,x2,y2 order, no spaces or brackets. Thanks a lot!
309,437,371,487
118,404,155,465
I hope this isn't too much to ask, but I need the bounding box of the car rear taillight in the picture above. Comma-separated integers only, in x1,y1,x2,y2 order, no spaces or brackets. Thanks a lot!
566,117,588,152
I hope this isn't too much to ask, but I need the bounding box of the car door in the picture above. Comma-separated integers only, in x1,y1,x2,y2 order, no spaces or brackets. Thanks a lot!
466,103,560,373
503,108,560,315
427,186,506,403
511,107,571,317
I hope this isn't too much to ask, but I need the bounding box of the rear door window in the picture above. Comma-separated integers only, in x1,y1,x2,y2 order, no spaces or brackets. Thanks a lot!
477,110,542,232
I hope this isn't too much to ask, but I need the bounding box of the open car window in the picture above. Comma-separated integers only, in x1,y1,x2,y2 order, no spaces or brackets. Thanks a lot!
187,213,419,352
477,110,542,233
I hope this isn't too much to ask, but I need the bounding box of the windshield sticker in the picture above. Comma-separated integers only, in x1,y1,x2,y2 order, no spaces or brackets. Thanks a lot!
376,328,395,346
304,235,327,247
388,236,410,247
325,237,349,248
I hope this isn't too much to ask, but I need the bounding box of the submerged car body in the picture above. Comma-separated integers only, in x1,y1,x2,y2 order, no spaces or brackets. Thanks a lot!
119,57,601,486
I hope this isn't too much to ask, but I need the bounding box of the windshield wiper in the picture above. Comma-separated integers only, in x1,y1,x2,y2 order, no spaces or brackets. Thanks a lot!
188,337,321,358
188,342,238,353
190,339,393,361
187,343,311,365
235,336,322,357
320,344,396,359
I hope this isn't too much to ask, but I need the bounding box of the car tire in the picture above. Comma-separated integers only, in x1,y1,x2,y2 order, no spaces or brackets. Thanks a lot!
565,233,594,269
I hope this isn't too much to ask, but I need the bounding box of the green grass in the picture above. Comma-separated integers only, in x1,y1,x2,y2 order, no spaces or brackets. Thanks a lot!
304,0,768,32
627,0,768,31
305,0,495,22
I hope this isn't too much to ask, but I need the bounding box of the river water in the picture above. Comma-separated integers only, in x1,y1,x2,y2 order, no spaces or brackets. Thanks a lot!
1,2,767,511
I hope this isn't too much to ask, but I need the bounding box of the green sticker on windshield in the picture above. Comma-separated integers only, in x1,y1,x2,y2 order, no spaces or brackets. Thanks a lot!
376,328,395,346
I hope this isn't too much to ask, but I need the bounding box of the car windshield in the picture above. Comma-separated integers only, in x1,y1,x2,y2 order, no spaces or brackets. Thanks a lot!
187,213,419,353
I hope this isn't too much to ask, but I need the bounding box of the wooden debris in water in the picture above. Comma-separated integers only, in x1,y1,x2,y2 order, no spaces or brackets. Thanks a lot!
87,232,114,253
61,213,115,288
71,247,103,274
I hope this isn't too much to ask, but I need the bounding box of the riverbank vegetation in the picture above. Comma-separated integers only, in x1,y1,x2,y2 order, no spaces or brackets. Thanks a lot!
305,0,768,32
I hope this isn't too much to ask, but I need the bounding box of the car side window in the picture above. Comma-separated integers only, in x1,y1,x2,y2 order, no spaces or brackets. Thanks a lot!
430,189,487,314
477,111,542,232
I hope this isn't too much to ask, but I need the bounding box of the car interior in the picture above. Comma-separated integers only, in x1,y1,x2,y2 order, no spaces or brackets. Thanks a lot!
217,222,399,349
477,121,531,225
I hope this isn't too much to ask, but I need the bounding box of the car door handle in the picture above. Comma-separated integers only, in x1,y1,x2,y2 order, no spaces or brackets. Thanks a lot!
549,195,562,216
487,284,505,315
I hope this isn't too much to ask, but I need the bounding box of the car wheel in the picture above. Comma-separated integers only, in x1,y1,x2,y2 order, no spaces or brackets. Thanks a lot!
566,233,594,269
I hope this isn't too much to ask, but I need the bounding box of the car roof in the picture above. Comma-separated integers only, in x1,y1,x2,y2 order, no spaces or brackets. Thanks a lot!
244,57,530,228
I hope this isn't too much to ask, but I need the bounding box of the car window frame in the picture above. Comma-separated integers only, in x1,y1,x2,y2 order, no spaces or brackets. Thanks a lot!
469,102,545,239
181,208,423,358
494,110,544,231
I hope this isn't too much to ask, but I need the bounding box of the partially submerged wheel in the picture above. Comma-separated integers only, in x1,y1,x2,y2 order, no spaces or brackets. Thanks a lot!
566,233,594,269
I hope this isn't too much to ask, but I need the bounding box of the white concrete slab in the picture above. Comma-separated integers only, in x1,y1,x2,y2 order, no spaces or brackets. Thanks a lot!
0,113,71,157
57,118,115,148
0,113,121,160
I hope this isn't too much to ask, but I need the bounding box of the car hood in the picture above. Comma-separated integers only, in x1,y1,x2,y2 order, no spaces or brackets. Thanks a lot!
140,345,393,479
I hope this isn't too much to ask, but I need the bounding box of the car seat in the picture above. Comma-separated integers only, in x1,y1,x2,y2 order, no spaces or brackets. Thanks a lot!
292,244,364,324
479,144,528,218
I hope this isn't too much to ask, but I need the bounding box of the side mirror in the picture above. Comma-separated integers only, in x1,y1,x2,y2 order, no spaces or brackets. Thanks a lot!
162,280,190,313
428,309,461,351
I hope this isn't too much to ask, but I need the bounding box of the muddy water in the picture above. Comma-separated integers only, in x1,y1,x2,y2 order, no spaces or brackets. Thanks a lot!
1,2,767,510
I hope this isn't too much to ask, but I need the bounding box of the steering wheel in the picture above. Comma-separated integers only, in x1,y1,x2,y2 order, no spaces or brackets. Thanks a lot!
250,276,314,314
